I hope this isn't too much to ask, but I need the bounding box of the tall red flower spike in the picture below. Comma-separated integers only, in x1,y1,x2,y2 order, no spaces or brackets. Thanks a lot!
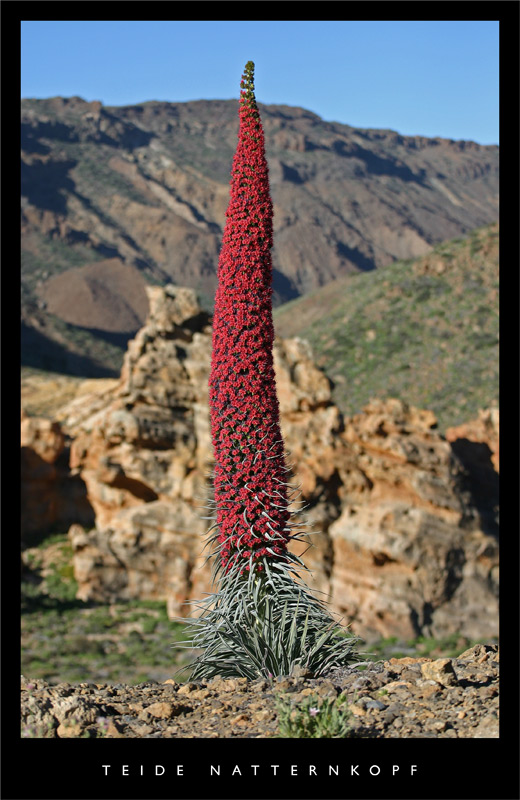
179,62,361,680
209,60,290,575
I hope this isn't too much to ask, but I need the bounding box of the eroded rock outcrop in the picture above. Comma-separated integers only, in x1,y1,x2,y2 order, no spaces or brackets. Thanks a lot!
328,399,498,640
21,411,94,545
62,285,343,615
33,285,498,640
445,408,499,473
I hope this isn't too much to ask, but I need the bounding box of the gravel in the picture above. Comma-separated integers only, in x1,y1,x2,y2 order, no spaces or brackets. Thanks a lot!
20,643,499,739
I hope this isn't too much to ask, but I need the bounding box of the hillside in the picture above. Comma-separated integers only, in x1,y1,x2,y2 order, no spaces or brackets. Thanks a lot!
274,223,498,431
21,95,498,375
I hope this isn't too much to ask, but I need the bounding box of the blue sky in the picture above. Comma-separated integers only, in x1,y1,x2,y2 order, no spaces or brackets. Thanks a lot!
21,20,499,144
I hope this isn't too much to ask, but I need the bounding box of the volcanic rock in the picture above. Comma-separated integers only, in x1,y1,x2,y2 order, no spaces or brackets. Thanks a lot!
20,644,500,738
53,286,499,641
21,411,94,544
328,399,498,640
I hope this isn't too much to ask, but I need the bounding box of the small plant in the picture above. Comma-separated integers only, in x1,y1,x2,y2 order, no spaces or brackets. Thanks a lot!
20,718,57,738
275,692,353,738
95,716,111,737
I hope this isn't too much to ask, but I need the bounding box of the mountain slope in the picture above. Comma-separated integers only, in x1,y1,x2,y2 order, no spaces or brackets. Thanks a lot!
21,96,498,369
273,223,498,431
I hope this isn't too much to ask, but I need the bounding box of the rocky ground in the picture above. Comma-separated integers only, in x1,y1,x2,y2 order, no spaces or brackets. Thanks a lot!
21,643,498,739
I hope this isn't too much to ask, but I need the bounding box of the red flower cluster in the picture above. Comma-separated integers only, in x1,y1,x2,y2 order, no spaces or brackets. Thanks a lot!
209,62,290,572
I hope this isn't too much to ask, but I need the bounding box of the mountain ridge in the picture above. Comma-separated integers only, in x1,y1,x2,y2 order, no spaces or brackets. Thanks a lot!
21,95,498,376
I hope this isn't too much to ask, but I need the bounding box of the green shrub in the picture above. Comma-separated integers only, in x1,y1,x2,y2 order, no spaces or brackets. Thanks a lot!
275,691,352,738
